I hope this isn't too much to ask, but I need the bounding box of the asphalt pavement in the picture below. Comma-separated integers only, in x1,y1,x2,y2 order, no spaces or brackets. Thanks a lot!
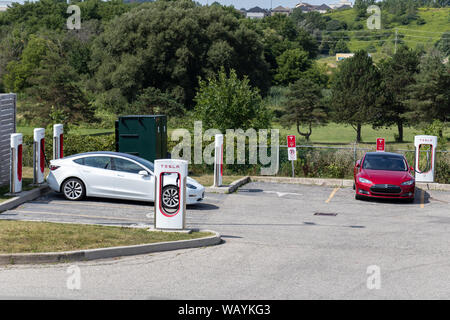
0,182,449,299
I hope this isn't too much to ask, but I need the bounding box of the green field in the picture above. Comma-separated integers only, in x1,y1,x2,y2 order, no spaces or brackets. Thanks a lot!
273,122,450,149
323,7,450,57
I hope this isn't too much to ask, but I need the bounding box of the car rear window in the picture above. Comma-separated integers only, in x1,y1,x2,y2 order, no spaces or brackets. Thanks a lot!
73,156,112,170
362,154,407,171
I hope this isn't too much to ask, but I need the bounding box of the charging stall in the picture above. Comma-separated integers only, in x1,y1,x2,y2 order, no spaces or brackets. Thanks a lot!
414,135,437,183
10,133,23,193
33,128,45,184
53,124,63,160
154,159,188,230
214,134,223,187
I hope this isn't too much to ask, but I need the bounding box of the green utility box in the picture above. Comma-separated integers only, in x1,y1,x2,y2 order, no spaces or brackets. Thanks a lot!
115,115,168,163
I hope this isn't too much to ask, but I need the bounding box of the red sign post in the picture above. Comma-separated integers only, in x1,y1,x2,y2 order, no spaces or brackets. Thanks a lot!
287,135,297,177
376,138,385,152
287,135,296,148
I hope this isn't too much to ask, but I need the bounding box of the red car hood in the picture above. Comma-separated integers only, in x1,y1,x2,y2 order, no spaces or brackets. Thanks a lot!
361,169,413,185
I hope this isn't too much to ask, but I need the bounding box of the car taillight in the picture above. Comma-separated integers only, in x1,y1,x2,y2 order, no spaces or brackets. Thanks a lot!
49,165,60,171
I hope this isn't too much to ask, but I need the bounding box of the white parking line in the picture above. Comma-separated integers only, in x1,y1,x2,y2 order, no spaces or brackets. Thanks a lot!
263,191,303,197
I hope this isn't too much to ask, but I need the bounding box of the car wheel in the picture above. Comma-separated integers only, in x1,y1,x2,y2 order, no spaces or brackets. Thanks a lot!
162,185,179,209
62,178,85,201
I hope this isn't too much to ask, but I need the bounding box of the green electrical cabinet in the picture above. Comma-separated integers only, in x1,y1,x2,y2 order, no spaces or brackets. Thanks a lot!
115,115,168,163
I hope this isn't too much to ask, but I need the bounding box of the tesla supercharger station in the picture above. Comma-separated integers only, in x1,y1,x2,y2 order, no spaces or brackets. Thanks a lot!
53,124,63,160
154,159,188,230
414,135,437,183
213,134,223,187
33,128,45,184
10,133,23,193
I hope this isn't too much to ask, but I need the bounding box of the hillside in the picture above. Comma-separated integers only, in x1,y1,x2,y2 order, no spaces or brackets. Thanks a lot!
319,7,450,65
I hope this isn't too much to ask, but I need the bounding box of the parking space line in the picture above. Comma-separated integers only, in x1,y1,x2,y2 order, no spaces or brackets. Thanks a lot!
326,187,339,203
9,210,147,222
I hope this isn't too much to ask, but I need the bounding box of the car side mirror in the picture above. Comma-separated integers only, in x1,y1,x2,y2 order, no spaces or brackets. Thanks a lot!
356,160,361,168
138,170,149,176
410,166,414,172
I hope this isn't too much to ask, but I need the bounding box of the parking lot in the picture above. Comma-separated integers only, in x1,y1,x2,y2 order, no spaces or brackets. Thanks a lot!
0,181,449,299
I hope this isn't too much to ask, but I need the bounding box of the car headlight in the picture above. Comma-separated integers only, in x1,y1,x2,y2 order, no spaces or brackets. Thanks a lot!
401,180,414,186
186,183,197,189
358,177,373,184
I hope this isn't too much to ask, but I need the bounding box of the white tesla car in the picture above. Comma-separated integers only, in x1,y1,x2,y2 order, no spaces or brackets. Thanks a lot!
46,151,205,207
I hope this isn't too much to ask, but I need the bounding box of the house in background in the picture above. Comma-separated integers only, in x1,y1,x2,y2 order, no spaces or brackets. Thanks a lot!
329,0,353,9
271,6,292,16
315,4,331,13
0,1,11,11
246,6,269,19
295,2,332,13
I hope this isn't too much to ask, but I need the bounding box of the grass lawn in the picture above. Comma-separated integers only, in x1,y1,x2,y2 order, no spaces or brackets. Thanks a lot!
0,220,212,254
273,122,450,150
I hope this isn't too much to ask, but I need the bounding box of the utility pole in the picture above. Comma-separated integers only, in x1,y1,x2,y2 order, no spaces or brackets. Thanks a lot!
394,28,398,54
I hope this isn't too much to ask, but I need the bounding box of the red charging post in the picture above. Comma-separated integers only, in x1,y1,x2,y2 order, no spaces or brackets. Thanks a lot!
10,133,23,193
287,135,297,177
53,124,64,159
33,128,45,184
376,138,385,152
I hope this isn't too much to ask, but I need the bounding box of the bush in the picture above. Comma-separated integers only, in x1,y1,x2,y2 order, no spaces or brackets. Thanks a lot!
21,133,115,167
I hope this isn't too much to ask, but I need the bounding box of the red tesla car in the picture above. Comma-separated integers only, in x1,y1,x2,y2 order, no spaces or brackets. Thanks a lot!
353,152,415,202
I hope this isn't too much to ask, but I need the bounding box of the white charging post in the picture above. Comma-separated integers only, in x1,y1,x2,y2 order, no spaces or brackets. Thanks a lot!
33,128,45,184
53,124,63,160
154,159,188,230
214,134,223,187
414,135,437,183
10,133,23,193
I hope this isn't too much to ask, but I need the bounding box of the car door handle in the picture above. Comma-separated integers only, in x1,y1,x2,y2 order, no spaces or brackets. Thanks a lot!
117,174,125,177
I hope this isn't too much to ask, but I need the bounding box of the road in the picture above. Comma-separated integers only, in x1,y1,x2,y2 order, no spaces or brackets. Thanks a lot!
0,182,449,299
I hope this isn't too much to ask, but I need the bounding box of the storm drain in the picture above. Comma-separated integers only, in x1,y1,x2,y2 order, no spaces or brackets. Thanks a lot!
314,212,338,216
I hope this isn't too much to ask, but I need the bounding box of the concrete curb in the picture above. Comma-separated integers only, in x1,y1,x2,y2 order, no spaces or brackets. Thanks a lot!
205,176,251,194
250,176,354,187
250,176,450,191
0,229,221,265
0,184,50,213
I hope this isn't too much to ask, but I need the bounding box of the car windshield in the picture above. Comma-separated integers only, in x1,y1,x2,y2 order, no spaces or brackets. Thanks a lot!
362,154,407,171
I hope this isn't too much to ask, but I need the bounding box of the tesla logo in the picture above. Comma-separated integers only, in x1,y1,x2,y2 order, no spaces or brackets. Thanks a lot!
160,164,180,169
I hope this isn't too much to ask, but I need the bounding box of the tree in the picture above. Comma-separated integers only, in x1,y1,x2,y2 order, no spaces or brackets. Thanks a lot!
3,35,49,92
194,68,270,132
406,50,450,136
90,1,271,111
331,50,382,142
274,48,311,85
435,31,450,57
22,45,94,126
377,45,420,142
281,78,328,141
